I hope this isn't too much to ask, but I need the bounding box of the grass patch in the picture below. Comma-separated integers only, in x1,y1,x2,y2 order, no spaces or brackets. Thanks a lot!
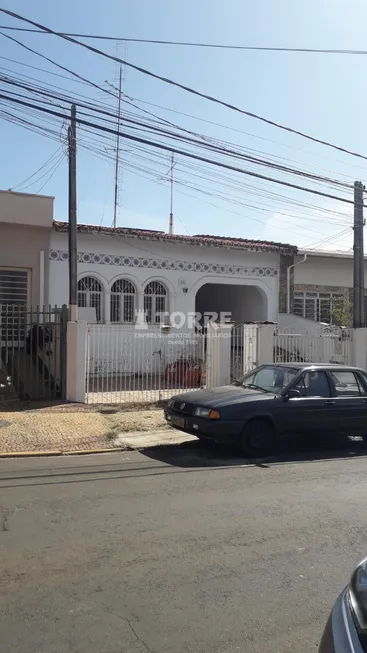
102,409,168,440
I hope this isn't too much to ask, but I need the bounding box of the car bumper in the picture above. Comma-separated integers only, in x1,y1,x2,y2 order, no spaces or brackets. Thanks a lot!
319,589,363,653
164,409,241,443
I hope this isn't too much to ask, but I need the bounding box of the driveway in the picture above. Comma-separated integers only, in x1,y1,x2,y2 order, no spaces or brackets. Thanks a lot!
1,441,366,652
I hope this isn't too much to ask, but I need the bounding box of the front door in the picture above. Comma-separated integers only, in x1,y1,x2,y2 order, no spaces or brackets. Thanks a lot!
281,370,335,436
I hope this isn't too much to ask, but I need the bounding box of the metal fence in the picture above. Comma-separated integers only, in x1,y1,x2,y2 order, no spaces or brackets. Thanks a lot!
273,327,353,366
0,304,68,401
85,324,207,403
230,325,258,381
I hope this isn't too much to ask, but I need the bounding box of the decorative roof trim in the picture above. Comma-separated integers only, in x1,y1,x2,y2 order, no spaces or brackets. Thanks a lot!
53,221,297,254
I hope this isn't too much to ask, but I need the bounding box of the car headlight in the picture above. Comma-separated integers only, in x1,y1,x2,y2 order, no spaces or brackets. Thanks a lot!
167,399,174,408
349,556,367,632
194,407,220,419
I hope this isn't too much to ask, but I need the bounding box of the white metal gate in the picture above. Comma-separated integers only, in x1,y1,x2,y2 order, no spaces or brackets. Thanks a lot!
273,327,353,366
231,324,258,381
85,325,206,404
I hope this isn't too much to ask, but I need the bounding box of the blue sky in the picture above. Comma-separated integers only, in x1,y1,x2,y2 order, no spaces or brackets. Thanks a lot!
1,0,367,250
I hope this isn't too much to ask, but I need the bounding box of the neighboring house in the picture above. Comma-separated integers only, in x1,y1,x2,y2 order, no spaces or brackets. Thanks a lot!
0,190,53,310
292,250,366,325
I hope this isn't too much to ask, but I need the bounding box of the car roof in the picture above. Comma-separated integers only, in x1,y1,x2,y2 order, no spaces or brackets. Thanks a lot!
268,362,364,372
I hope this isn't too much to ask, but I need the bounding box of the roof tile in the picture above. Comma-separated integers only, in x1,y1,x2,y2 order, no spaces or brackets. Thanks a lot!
53,221,297,254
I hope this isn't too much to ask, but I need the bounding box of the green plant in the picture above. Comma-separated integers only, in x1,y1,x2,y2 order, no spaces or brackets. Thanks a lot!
330,299,353,327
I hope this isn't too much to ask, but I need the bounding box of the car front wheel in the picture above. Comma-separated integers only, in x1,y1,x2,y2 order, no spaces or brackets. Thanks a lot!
240,419,276,458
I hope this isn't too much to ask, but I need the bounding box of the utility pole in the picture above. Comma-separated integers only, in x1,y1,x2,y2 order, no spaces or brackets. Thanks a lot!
113,65,122,229
353,181,365,328
169,152,174,235
68,103,78,321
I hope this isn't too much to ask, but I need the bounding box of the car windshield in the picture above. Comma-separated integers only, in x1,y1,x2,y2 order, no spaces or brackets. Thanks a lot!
233,365,300,393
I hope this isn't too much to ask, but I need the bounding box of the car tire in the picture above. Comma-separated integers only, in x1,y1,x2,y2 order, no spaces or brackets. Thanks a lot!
240,419,276,458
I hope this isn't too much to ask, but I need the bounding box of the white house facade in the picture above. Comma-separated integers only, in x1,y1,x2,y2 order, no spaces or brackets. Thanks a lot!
49,222,291,328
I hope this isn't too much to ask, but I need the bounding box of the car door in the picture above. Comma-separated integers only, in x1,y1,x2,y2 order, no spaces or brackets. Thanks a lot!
327,370,367,437
281,370,335,436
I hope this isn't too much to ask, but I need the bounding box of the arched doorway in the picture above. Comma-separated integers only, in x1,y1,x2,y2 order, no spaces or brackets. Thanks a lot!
195,282,268,326
195,282,269,381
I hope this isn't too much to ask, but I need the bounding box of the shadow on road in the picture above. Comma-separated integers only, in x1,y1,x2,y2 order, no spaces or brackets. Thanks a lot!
1,437,367,490
140,436,367,469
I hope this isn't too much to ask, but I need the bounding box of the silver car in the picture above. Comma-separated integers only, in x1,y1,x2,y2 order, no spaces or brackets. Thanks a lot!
320,557,367,652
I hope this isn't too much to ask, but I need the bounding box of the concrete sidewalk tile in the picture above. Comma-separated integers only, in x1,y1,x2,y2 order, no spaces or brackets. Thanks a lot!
115,429,197,449
0,408,195,456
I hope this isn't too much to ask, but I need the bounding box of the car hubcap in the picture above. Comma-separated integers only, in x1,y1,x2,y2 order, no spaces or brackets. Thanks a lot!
249,427,269,451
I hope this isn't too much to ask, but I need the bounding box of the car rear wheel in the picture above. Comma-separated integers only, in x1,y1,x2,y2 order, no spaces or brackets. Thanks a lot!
240,419,275,458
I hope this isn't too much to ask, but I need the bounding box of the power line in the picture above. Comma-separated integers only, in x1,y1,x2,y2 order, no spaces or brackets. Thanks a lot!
1,24,367,55
9,145,63,190
0,30,117,101
32,152,65,193
0,76,354,232
0,73,352,190
2,9,367,163
126,95,367,178
0,89,356,205
1,49,364,179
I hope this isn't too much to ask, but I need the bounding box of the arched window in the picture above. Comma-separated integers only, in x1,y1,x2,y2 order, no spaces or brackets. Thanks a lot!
110,279,136,323
77,276,103,322
144,281,167,324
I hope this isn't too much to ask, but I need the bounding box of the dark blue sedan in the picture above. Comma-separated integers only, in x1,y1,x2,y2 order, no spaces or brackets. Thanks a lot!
164,363,367,457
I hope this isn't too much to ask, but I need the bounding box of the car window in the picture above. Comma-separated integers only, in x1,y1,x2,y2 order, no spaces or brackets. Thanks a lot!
294,371,331,398
243,366,299,392
358,371,367,391
329,371,365,397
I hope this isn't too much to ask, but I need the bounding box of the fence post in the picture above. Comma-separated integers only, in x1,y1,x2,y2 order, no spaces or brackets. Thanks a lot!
256,324,276,366
59,304,68,399
243,325,258,372
66,320,88,402
352,328,367,369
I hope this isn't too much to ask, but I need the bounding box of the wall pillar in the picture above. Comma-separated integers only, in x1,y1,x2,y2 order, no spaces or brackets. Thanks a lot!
206,322,233,388
352,328,367,369
66,320,87,402
256,324,276,366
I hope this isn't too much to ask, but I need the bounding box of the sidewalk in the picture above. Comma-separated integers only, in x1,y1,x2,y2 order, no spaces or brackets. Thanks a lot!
0,405,196,456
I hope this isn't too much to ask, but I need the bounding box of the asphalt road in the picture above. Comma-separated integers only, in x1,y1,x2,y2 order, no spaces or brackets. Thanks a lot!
1,441,367,653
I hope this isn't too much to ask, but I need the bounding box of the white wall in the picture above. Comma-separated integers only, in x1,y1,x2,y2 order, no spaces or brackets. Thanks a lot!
294,253,366,289
278,313,325,335
0,190,54,228
49,230,279,321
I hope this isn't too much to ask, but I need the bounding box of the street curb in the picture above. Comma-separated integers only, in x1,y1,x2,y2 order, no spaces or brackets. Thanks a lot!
0,446,130,458
0,439,195,458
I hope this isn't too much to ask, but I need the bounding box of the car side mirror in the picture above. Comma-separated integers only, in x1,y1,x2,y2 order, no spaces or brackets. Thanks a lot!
285,389,301,400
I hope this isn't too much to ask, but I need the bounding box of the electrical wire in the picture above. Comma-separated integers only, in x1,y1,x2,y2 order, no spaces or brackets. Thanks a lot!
0,69,352,191
9,145,63,190
303,228,352,250
1,80,354,238
2,24,367,55
0,30,117,101
0,89,356,205
1,50,365,180
0,45,357,245
3,9,367,162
